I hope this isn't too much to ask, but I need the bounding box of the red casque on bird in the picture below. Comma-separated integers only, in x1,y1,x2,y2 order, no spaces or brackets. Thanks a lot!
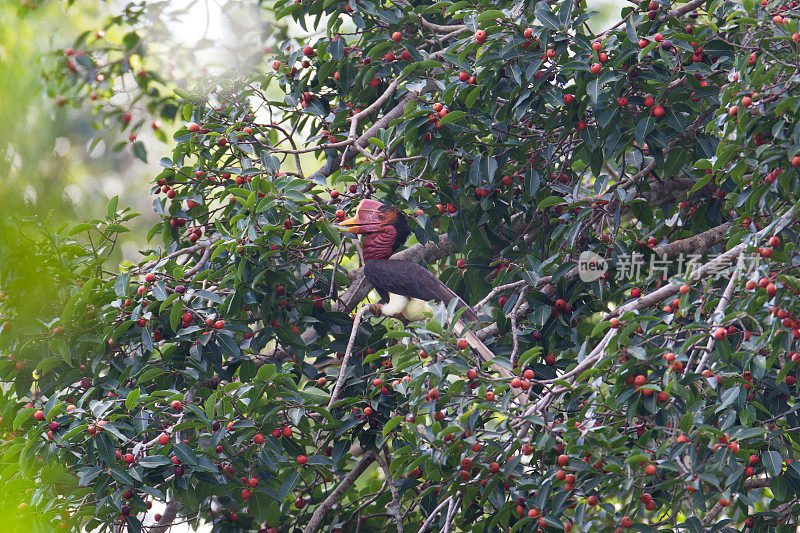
337,199,513,378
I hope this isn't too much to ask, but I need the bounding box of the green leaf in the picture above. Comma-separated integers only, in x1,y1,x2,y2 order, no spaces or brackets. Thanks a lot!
170,302,183,333
139,456,172,468
635,115,656,146
689,172,714,194
535,3,561,30
715,386,740,413
278,471,302,501
79,466,103,485
173,443,198,466
298,387,330,405
537,196,566,210
106,195,119,219
139,367,166,383
125,389,141,410
587,78,601,104
438,110,466,126
625,18,638,43
13,407,34,429
68,223,93,236
681,517,703,533
383,416,404,436
476,10,505,22
318,220,341,248
764,451,783,477
132,142,147,163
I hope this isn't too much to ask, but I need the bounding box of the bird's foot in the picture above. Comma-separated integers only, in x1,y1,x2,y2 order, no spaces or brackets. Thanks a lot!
369,303,383,316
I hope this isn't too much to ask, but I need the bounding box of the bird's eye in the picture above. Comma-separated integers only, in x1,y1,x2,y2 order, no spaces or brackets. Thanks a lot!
378,214,385,220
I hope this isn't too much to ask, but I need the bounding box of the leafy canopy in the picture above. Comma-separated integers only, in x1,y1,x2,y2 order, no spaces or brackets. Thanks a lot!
2,0,800,531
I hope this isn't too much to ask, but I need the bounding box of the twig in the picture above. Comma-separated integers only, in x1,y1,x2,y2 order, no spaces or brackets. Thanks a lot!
418,497,453,532
475,280,528,310
509,286,528,364
442,495,461,533
349,79,402,124
182,241,215,278
133,236,219,274
702,501,724,525
692,254,744,376
377,447,404,533
329,305,370,406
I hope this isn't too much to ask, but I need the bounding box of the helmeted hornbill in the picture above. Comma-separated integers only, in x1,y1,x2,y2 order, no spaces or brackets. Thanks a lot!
337,199,513,378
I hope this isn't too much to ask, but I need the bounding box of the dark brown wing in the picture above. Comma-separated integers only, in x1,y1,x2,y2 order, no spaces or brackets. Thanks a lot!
364,260,479,323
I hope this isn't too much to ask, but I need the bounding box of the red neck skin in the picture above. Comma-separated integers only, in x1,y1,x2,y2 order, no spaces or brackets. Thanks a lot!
362,226,397,261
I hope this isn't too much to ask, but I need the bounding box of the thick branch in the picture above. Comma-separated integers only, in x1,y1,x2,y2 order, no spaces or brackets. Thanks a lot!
641,176,718,208
303,450,379,533
149,498,183,533
668,0,706,18
745,477,771,490
655,222,733,257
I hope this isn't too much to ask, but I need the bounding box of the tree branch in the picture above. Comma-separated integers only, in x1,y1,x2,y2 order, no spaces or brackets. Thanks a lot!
419,497,453,532
303,450,379,533
668,0,706,18
378,447,405,533
692,254,744,375
330,305,370,406
149,498,183,533
655,222,733,257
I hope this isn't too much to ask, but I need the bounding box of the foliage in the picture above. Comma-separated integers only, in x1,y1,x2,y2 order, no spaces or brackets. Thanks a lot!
3,0,800,531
